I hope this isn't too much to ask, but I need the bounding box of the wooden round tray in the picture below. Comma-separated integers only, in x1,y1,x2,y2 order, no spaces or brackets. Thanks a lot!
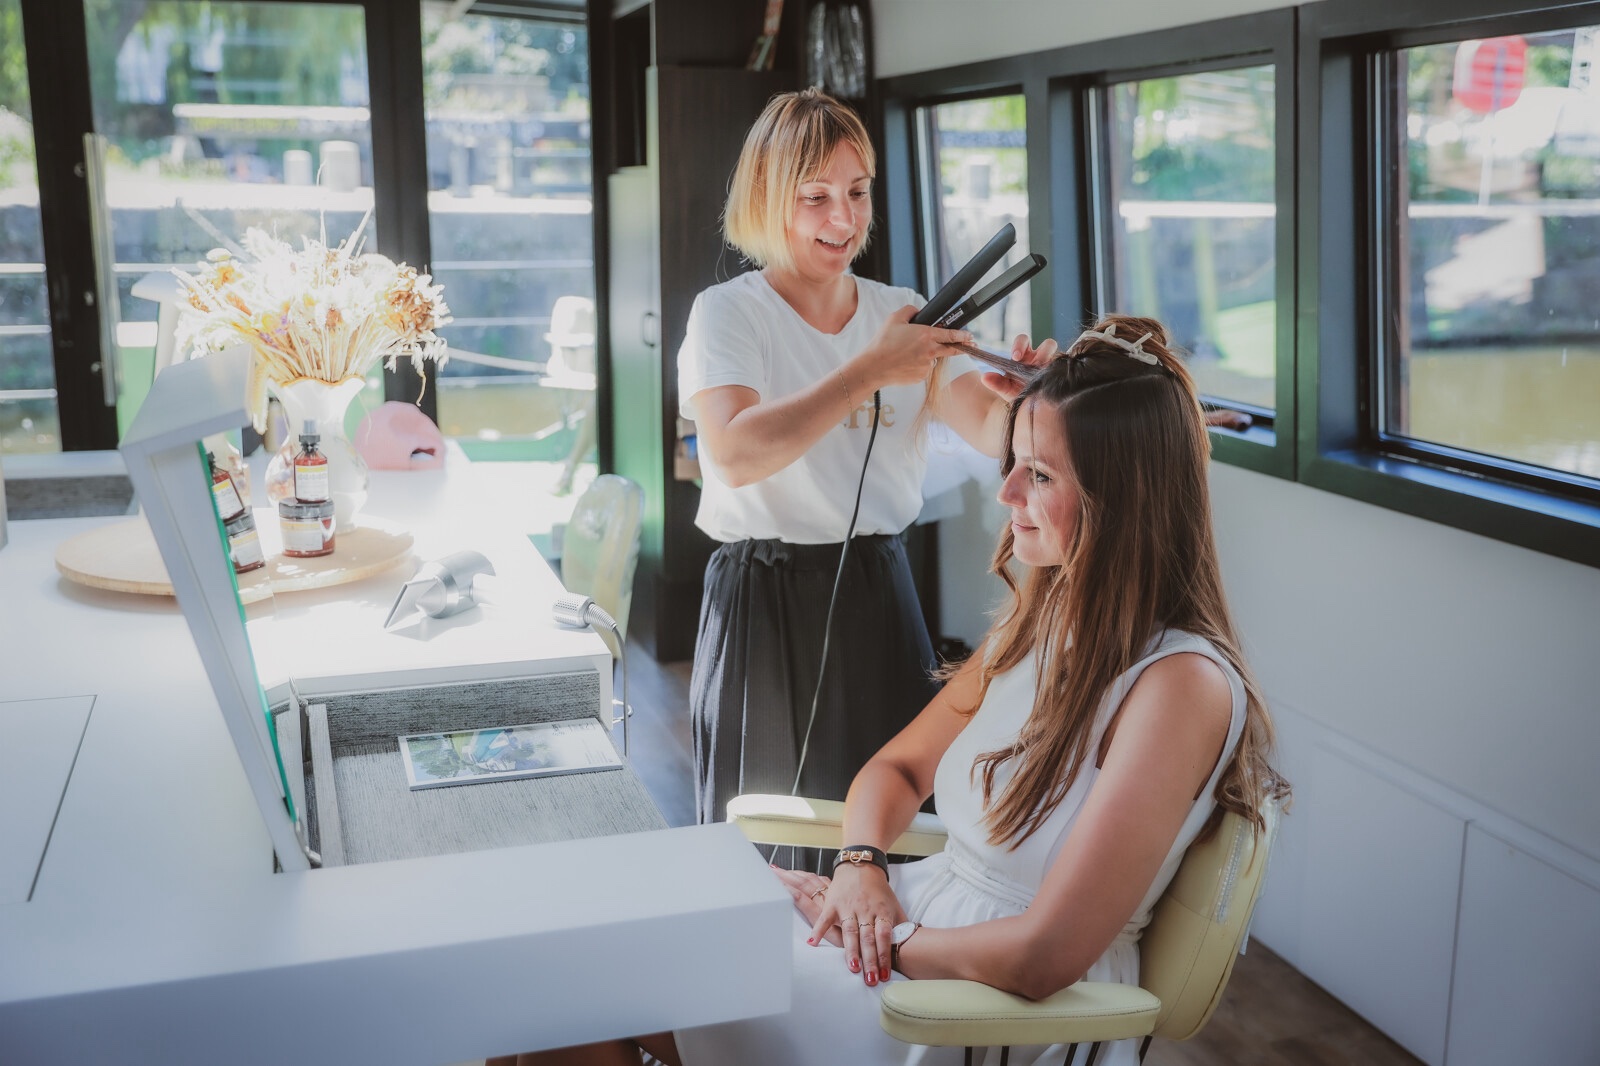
55,513,414,604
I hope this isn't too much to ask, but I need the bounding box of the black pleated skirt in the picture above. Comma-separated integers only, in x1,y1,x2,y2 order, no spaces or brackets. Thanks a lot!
689,533,940,834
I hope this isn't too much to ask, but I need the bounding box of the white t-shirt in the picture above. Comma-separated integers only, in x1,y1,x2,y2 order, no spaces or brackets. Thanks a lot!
678,271,937,543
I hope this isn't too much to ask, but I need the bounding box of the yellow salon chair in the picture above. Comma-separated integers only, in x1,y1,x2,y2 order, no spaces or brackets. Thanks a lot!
727,793,1280,1066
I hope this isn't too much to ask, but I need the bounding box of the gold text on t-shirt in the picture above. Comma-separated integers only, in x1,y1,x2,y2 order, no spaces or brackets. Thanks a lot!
843,402,895,430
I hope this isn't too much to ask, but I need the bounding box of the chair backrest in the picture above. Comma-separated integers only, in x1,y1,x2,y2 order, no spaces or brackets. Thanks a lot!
1140,798,1281,1041
561,474,644,640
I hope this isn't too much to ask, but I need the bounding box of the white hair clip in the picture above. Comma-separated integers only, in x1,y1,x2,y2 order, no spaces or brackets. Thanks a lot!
1070,323,1160,366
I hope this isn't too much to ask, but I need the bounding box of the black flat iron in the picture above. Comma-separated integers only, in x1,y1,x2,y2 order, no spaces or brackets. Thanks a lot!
911,222,1046,383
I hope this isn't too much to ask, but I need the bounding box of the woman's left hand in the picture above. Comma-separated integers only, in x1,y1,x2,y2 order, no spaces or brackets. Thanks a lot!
771,866,843,947
979,333,1061,401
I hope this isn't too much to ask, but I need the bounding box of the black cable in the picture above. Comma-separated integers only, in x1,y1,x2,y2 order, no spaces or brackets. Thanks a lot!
791,389,882,798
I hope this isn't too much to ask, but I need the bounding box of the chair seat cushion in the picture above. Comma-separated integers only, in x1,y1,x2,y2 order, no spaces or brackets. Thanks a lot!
879,979,1160,1048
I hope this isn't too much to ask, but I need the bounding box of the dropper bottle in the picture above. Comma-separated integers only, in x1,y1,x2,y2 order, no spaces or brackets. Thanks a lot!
292,420,330,503
208,450,245,522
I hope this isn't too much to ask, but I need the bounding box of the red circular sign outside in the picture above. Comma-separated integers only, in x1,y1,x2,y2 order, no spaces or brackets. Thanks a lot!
1452,37,1529,114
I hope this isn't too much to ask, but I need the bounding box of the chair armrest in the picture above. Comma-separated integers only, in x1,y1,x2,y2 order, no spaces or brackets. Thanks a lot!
879,979,1160,1048
726,794,948,857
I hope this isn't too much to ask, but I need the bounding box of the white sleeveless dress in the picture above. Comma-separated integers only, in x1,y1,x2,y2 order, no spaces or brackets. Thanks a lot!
674,629,1249,1066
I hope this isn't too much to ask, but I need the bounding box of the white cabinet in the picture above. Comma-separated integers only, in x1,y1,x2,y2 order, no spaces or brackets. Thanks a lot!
1290,746,1464,1064
1252,706,1600,1065
1446,826,1600,1064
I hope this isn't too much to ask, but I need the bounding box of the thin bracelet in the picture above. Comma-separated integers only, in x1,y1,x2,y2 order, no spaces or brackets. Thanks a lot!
835,367,855,411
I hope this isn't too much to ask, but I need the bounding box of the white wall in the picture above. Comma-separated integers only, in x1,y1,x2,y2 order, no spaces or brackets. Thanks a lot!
881,1,1600,1059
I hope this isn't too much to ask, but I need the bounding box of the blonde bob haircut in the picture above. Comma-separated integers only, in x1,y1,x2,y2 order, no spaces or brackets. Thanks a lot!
723,88,876,273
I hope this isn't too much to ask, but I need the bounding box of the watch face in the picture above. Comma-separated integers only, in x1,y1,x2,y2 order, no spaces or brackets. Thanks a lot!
891,920,918,944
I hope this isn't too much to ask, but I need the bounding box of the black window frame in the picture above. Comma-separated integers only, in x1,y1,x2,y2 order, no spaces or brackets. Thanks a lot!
880,9,1299,480
1303,0,1600,567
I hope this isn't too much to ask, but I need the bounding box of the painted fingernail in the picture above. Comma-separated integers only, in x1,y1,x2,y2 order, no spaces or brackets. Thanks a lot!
866,972,877,986
881,967,890,981
807,937,816,946
849,959,860,973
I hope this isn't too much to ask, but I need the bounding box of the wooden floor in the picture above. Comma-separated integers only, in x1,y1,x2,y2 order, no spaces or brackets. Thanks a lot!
616,636,1422,1066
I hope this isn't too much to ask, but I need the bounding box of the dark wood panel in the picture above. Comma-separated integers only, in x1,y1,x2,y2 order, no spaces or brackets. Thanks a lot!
656,64,791,592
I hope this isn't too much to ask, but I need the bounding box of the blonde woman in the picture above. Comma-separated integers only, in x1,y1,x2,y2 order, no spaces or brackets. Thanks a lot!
505,314,1288,1066
678,88,1051,835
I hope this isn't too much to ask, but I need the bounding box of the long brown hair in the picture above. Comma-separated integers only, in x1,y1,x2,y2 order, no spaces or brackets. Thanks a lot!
966,313,1288,848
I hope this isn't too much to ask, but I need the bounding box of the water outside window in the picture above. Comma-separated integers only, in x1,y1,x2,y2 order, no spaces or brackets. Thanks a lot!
1392,30,1600,481
421,5,595,491
81,0,378,442
0,0,57,455
920,95,1030,353
1105,66,1277,412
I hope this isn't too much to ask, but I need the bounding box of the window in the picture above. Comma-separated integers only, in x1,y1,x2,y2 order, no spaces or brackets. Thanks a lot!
1099,65,1277,415
916,94,1031,352
0,0,56,455
1381,30,1600,486
420,5,596,480
1303,0,1600,565
82,0,379,440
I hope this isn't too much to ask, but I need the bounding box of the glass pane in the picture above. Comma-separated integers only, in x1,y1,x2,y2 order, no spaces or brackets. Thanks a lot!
0,0,59,455
1391,30,1600,481
921,95,1030,353
421,5,596,488
1106,66,1277,411
82,0,374,436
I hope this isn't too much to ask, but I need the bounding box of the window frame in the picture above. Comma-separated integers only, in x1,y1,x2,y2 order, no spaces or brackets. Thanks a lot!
880,9,1299,480
1302,0,1600,567
1084,39,1297,476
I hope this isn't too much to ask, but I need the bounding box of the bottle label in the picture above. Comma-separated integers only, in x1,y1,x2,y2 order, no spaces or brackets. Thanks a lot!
281,516,332,553
212,477,244,519
228,525,264,569
294,462,330,503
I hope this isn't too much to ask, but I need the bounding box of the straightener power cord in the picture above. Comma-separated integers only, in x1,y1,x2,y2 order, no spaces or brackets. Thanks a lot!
785,225,1047,862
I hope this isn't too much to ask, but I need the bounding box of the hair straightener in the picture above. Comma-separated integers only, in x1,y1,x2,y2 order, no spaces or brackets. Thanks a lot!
912,222,1046,384
786,225,1049,841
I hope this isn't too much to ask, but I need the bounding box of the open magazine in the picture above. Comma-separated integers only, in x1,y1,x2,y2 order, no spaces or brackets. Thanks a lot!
398,718,622,790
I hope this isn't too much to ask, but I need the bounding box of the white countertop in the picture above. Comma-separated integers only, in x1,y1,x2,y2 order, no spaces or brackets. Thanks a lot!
0,455,789,1065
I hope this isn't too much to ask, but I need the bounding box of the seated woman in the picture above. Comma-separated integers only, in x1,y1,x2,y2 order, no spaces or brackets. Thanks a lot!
497,314,1288,1066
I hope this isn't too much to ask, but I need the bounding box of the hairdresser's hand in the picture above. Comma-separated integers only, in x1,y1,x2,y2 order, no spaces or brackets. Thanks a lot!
854,306,972,392
811,861,907,986
979,333,1061,402
771,866,844,947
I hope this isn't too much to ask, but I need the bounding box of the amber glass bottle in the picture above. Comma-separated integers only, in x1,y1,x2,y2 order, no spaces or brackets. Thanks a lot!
208,450,245,522
292,420,330,503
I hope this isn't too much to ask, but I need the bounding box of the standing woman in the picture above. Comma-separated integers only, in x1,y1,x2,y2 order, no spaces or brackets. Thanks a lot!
679,88,1047,832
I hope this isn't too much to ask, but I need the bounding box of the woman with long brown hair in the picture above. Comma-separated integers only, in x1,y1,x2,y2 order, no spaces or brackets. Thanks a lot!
506,314,1287,1066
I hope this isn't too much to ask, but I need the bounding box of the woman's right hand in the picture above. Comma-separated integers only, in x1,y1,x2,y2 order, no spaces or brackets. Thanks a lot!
812,861,907,985
854,305,972,391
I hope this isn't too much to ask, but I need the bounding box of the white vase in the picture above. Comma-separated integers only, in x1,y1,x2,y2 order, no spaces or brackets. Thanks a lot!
264,376,369,528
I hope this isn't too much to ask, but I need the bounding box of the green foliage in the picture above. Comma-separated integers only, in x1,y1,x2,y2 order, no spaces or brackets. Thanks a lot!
1525,43,1572,89
422,12,588,111
0,4,29,121
1118,69,1275,202
0,124,34,188
1130,139,1273,202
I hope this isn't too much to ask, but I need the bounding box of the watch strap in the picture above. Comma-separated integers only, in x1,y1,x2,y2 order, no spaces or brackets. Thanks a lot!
833,844,889,878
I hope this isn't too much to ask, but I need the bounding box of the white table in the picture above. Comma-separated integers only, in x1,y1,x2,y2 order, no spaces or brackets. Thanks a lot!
0,455,789,1065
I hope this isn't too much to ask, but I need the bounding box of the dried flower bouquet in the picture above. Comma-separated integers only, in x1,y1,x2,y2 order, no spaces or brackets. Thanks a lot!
174,218,451,429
